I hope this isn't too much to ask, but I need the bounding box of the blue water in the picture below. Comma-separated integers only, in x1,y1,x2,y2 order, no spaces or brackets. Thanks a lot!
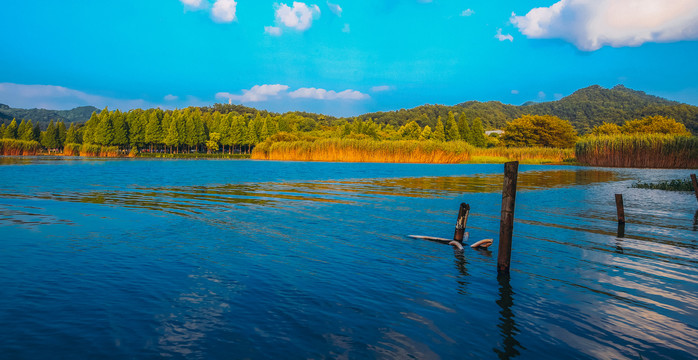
1,157,697,359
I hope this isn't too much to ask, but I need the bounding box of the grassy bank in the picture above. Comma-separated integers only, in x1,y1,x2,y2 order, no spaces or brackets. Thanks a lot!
251,138,573,164
575,135,698,168
0,139,41,155
136,153,250,159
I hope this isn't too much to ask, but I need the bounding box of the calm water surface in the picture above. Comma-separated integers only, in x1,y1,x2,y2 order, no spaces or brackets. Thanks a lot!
0,157,697,359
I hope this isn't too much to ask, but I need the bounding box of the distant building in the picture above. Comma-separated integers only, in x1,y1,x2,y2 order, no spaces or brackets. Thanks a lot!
485,130,505,136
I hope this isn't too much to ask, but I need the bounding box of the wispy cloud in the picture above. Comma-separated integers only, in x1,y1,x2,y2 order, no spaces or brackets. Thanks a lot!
327,1,342,16
461,9,474,17
511,90,519,95
371,85,393,92
180,0,204,8
274,2,321,32
342,23,350,33
495,28,513,42
264,26,282,36
289,87,369,100
211,0,237,22
511,0,698,51
216,84,290,103
164,94,179,101
0,82,157,110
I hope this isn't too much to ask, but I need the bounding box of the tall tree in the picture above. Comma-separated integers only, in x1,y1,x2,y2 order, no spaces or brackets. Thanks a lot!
20,120,36,141
432,116,446,142
458,113,473,144
41,120,59,150
446,111,460,141
112,111,130,149
471,117,487,147
145,111,163,152
17,120,28,139
56,121,67,147
3,119,18,139
82,110,101,144
66,123,80,144
95,114,115,146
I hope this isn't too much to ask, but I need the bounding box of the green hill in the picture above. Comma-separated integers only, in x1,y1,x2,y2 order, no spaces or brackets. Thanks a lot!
0,104,100,129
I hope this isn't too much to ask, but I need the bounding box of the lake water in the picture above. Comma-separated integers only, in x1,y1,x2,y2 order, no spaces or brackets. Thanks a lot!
0,157,697,359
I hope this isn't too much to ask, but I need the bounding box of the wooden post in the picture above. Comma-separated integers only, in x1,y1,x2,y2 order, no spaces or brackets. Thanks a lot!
498,161,519,275
691,174,698,203
453,203,470,243
615,194,625,224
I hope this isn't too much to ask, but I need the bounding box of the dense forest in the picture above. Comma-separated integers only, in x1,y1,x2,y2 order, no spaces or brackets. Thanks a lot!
1,85,696,151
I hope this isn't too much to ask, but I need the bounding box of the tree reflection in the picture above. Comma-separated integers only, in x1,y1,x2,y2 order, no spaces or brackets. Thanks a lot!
493,274,524,360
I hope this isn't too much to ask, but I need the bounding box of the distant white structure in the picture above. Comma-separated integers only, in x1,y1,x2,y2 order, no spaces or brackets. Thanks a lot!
485,130,505,136
228,98,232,105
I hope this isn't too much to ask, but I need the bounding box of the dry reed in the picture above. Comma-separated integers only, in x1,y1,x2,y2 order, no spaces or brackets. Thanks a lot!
575,134,698,168
0,139,41,155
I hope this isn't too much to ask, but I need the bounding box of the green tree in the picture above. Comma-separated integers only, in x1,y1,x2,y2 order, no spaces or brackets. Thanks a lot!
145,111,163,152
470,117,487,147
458,113,473,144
3,119,18,139
129,112,148,148
82,111,101,144
66,123,80,144
20,120,36,141
57,121,67,147
112,113,129,149
95,113,115,146
41,120,60,150
17,120,28,139
446,111,460,141
419,125,433,141
620,115,691,136
32,123,41,142
501,115,578,148
206,132,221,153
432,116,446,142
591,122,622,136
398,121,421,140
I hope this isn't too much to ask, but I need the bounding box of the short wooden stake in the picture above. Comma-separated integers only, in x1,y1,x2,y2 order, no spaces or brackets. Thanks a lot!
498,161,519,275
691,174,698,203
453,203,470,243
615,194,625,224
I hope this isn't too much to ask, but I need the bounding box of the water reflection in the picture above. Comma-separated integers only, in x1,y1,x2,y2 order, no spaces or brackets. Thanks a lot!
494,274,524,360
693,210,698,232
452,252,470,296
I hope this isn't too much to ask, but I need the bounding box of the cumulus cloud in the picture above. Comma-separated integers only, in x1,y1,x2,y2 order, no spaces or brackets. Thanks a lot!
164,94,179,101
371,85,393,92
265,26,282,36
327,1,342,16
461,9,474,16
495,28,513,41
511,0,698,51
275,2,321,31
216,84,290,102
0,82,153,110
289,88,369,100
211,0,237,22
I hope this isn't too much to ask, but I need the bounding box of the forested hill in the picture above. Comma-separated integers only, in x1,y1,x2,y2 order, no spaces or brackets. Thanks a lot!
1,85,696,134
357,85,698,134
0,104,99,129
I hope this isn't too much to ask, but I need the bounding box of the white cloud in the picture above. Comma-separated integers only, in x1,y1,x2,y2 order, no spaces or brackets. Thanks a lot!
164,94,179,101
0,82,153,110
538,91,546,100
289,88,369,100
511,90,519,95
216,84,290,103
275,2,321,31
495,28,513,42
461,9,474,16
180,0,203,8
511,0,698,51
211,0,237,22
342,23,350,33
265,26,283,36
327,1,342,16
371,85,393,92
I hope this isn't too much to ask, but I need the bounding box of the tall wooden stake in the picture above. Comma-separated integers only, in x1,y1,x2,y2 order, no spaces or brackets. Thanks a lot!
691,174,698,203
498,161,519,275
615,194,625,224
453,203,470,243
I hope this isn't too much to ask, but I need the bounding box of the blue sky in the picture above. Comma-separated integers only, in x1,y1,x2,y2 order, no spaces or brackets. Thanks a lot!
1,0,698,116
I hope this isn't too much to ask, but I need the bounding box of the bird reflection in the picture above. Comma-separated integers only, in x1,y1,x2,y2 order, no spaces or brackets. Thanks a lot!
493,274,524,360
